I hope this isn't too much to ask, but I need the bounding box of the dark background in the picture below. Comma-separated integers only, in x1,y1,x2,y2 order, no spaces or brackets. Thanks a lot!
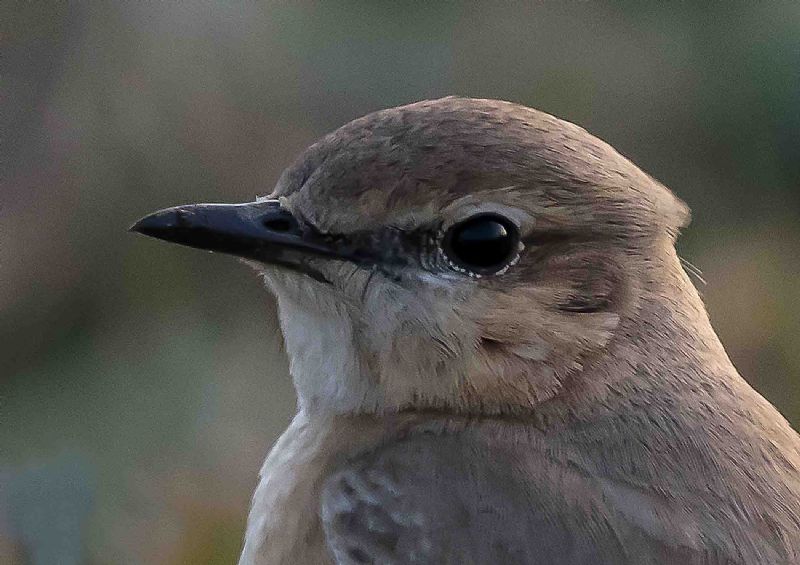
3,3,799,563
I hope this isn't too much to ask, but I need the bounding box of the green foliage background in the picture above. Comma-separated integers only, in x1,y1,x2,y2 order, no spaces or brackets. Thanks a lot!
3,3,799,563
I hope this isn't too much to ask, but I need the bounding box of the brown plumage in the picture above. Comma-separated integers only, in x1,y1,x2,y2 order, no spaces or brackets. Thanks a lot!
132,97,800,564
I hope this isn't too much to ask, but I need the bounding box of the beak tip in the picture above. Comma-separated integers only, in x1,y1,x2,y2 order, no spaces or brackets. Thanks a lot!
128,220,144,234
129,209,178,238
129,217,155,237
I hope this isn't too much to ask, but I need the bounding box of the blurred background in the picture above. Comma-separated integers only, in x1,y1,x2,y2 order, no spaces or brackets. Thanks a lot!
3,2,799,563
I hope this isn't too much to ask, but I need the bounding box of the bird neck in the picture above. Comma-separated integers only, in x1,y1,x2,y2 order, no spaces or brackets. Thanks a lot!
636,246,733,372
542,243,740,426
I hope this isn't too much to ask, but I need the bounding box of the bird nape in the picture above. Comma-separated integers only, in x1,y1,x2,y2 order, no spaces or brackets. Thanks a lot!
132,97,800,565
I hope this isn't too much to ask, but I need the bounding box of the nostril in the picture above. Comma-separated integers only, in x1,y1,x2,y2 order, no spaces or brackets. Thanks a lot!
262,216,296,233
174,208,191,226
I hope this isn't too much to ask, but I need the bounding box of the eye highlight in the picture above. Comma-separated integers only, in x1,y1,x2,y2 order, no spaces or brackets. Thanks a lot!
442,213,520,276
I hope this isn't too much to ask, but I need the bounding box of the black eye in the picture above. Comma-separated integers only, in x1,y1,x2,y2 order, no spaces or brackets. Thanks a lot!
442,214,519,275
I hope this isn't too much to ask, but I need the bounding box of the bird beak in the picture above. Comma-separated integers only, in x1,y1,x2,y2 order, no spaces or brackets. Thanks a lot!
130,200,343,281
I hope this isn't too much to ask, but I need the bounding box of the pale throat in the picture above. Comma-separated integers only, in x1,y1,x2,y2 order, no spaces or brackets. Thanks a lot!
268,278,380,414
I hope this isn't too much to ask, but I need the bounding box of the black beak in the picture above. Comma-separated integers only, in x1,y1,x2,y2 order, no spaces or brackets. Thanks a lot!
130,200,343,282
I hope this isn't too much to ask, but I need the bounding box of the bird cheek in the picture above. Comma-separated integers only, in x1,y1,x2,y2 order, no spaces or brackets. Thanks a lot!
461,286,625,410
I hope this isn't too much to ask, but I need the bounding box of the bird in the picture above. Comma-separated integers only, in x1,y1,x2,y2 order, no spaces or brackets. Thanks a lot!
131,97,800,564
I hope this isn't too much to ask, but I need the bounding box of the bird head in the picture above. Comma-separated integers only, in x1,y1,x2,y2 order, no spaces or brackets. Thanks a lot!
132,97,691,416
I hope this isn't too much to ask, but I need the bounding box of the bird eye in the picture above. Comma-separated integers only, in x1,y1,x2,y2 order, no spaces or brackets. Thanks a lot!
442,214,520,275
